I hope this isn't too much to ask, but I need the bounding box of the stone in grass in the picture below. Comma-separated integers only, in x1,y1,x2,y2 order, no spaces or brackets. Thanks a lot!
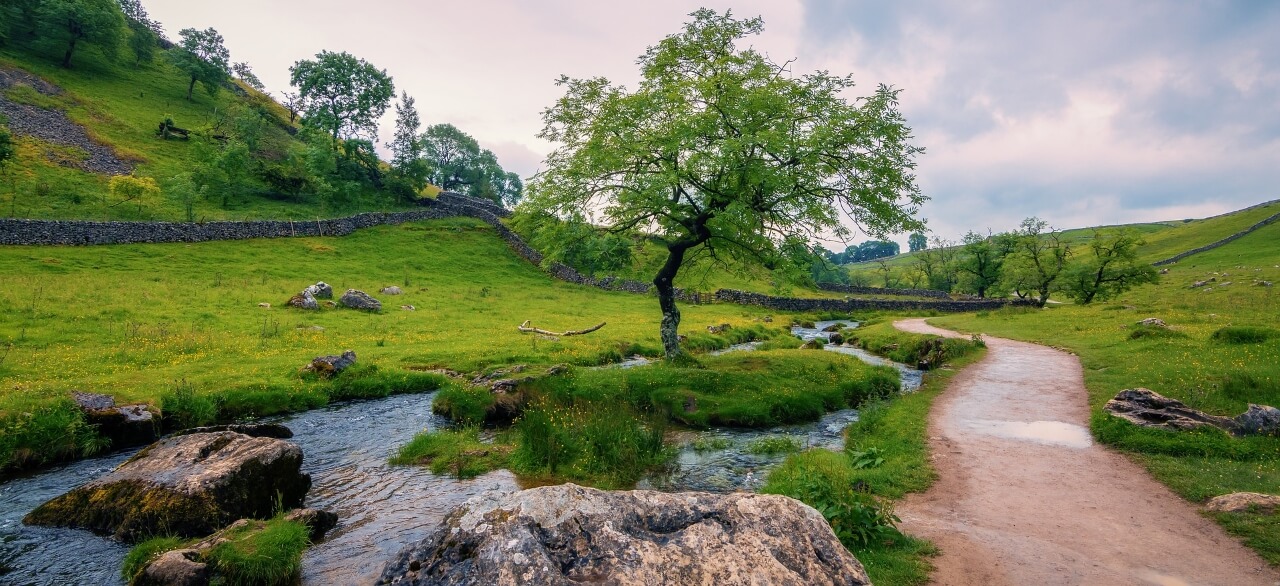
1104,388,1235,432
304,281,334,299
339,289,381,312
380,286,403,295
287,290,318,310
137,511,336,585
302,350,357,378
1205,492,1280,514
24,432,311,541
376,484,870,586
1233,404,1280,436
1136,318,1167,328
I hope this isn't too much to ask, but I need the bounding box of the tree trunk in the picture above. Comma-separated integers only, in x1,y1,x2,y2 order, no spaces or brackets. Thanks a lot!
62,37,77,68
654,244,690,359
187,76,197,101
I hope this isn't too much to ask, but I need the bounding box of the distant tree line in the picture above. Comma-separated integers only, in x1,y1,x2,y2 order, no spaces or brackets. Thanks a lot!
0,0,524,216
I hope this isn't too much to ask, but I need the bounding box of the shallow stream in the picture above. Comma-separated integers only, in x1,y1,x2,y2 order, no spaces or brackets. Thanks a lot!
0,320,920,585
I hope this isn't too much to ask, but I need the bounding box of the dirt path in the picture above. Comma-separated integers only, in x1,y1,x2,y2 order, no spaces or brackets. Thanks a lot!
894,318,1279,586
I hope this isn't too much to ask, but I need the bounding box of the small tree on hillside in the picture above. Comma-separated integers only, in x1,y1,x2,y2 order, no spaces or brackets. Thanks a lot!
387,91,427,199
999,217,1070,306
35,0,124,68
908,232,928,252
289,50,394,157
957,231,1006,298
1059,228,1158,304
525,9,925,358
118,0,160,66
108,174,160,213
171,27,230,100
914,236,960,293
231,62,265,91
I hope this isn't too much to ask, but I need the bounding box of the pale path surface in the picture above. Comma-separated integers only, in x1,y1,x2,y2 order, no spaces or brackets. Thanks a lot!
894,318,1280,586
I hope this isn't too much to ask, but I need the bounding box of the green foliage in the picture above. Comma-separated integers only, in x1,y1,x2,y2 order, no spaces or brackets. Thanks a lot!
998,217,1070,305
420,123,522,206
689,435,732,452
1059,228,1159,304
1211,326,1278,344
432,385,494,425
847,445,886,469
124,19,155,67
509,208,634,276
289,50,394,148
956,231,1007,298
206,517,309,586
34,0,124,68
0,398,104,471
510,401,669,488
908,233,927,253
231,61,264,91
107,174,160,213
762,449,900,549
1127,324,1187,340
390,427,510,478
160,381,220,429
744,435,803,455
170,27,230,100
122,536,186,583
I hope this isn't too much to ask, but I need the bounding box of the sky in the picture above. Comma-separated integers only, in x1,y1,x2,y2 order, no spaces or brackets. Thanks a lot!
141,0,1280,247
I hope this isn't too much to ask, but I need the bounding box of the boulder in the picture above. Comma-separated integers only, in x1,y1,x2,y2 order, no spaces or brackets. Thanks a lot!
302,350,357,378
339,289,381,312
173,423,293,439
828,332,845,345
822,323,847,332
800,339,824,350
257,302,270,309
401,305,416,311
304,282,334,299
380,286,403,295
287,291,318,310
1104,388,1234,432
1233,404,1280,436
285,507,340,542
136,549,208,586
72,391,158,450
24,431,311,540
1136,318,1167,327
1205,492,1280,514
376,484,870,586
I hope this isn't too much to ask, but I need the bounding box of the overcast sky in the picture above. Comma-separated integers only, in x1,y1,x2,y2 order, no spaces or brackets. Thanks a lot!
142,0,1280,246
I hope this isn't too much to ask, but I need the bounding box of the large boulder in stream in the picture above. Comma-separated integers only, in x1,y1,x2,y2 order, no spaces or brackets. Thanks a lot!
24,431,311,541
376,483,870,586
1103,388,1235,432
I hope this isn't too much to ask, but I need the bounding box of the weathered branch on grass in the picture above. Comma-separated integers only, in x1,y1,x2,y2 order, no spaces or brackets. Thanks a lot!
517,320,606,337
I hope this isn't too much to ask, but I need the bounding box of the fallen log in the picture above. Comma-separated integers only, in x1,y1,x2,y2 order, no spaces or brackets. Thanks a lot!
517,320,606,337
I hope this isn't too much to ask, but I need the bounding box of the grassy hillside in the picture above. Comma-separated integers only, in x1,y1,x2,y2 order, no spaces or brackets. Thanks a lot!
0,37,405,221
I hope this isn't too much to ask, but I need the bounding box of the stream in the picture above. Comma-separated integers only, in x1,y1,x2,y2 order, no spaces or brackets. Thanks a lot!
0,320,920,585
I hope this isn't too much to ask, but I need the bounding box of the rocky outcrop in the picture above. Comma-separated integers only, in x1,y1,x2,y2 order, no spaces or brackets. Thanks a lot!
285,507,340,542
24,431,311,540
339,289,381,311
304,281,334,299
1233,404,1280,436
173,423,293,439
376,484,870,586
135,511,334,585
302,350,357,377
1104,388,1234,432
1205,492,1280,514
287,291,318,310
1136,318,1167,327
72,391,158,450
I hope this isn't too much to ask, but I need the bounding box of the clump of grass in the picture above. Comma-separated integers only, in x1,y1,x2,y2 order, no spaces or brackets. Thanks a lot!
745,435,804,455
160,381,220,430
756,336,802,351
206,517,309,586
0,398,104,471
1211,326,1278,344
761,449,900,549
689,435,733,452
390,427,511,478
122,536,187,583
1128,324,1187,340
432,384,494,425
509,401,670,489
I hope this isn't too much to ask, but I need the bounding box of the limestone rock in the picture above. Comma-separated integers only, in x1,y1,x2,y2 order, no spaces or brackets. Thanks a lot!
287,291,318,310
136,548,208,586
339,289,381,311
1233,404,1280,436
380,286,403,295
1205,492,1280,514
304,281,334,299
376,484,870,586
24,431,311,540
302,350,357,378
1104,388,1235,432
707,323,731,334
822,322,847,332
72,392,158,450
173,423,293,439
1191,281,1208,288
1136,318,1167,327
401,305,416,311
257,302,271,308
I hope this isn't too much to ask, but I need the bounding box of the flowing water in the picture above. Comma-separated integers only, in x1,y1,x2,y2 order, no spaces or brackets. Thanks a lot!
0,320,920,584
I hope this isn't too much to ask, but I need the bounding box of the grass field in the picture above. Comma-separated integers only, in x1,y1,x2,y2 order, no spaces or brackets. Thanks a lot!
930,220,1280,563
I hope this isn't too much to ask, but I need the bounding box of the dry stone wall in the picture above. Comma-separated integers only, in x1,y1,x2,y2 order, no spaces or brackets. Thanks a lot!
816,283,951,299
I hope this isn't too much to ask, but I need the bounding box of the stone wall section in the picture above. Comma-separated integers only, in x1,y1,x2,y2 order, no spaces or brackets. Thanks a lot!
1153,205,1280,266
815,283,951,299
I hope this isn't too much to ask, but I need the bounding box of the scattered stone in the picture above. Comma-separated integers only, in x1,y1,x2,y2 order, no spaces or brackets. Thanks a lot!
173,423,293,439
284,507,339,542
339,289,381,312
828,332,845,345
1190,281,1208,288
380,286,403,295
800,339,824,350
762,315,773,323
400,305,415,311
472,365,527,384
822,322,847,332
1159,268,1169,274
304,282,334,299
706,323,732,334
137,548,208,586
1233,404,1280,437
1221,281,1233,287
376,484,870,586
1136,318,1168,328
546,364,571,376
1259,281,1273,287
257,302,270,308
286,291,318,310
1104,388,1234,432
324,301,337,308
24,432,311,540
71,392,157,450
296,325,325,332
302,350,357,377
1205,492,1280,514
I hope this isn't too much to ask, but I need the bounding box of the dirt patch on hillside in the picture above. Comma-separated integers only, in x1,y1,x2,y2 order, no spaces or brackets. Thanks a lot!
0,65,134,175
894,318,1279,586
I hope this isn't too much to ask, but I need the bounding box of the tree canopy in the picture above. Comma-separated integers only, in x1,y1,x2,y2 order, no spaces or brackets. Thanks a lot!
289,51,394,151
420,123,523,207
524,9,925,357
35,0,124,68
171,27,230,100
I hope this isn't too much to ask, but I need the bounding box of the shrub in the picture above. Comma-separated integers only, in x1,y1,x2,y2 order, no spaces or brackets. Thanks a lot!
432,384,494,424
0,398,105,471
1211,326,1278,344
1128,325,1187,340
510,401,669,488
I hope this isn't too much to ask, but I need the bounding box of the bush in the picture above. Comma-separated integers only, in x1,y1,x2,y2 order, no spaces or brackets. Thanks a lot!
509,401,669,488
1211,326,1278,344
1128,325,1187,340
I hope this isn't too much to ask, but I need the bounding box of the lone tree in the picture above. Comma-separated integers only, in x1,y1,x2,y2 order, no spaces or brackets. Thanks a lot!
35,0,124,68
1060,228,1158,304
526,10,925,358
171,27,230,100
289,50,394,156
